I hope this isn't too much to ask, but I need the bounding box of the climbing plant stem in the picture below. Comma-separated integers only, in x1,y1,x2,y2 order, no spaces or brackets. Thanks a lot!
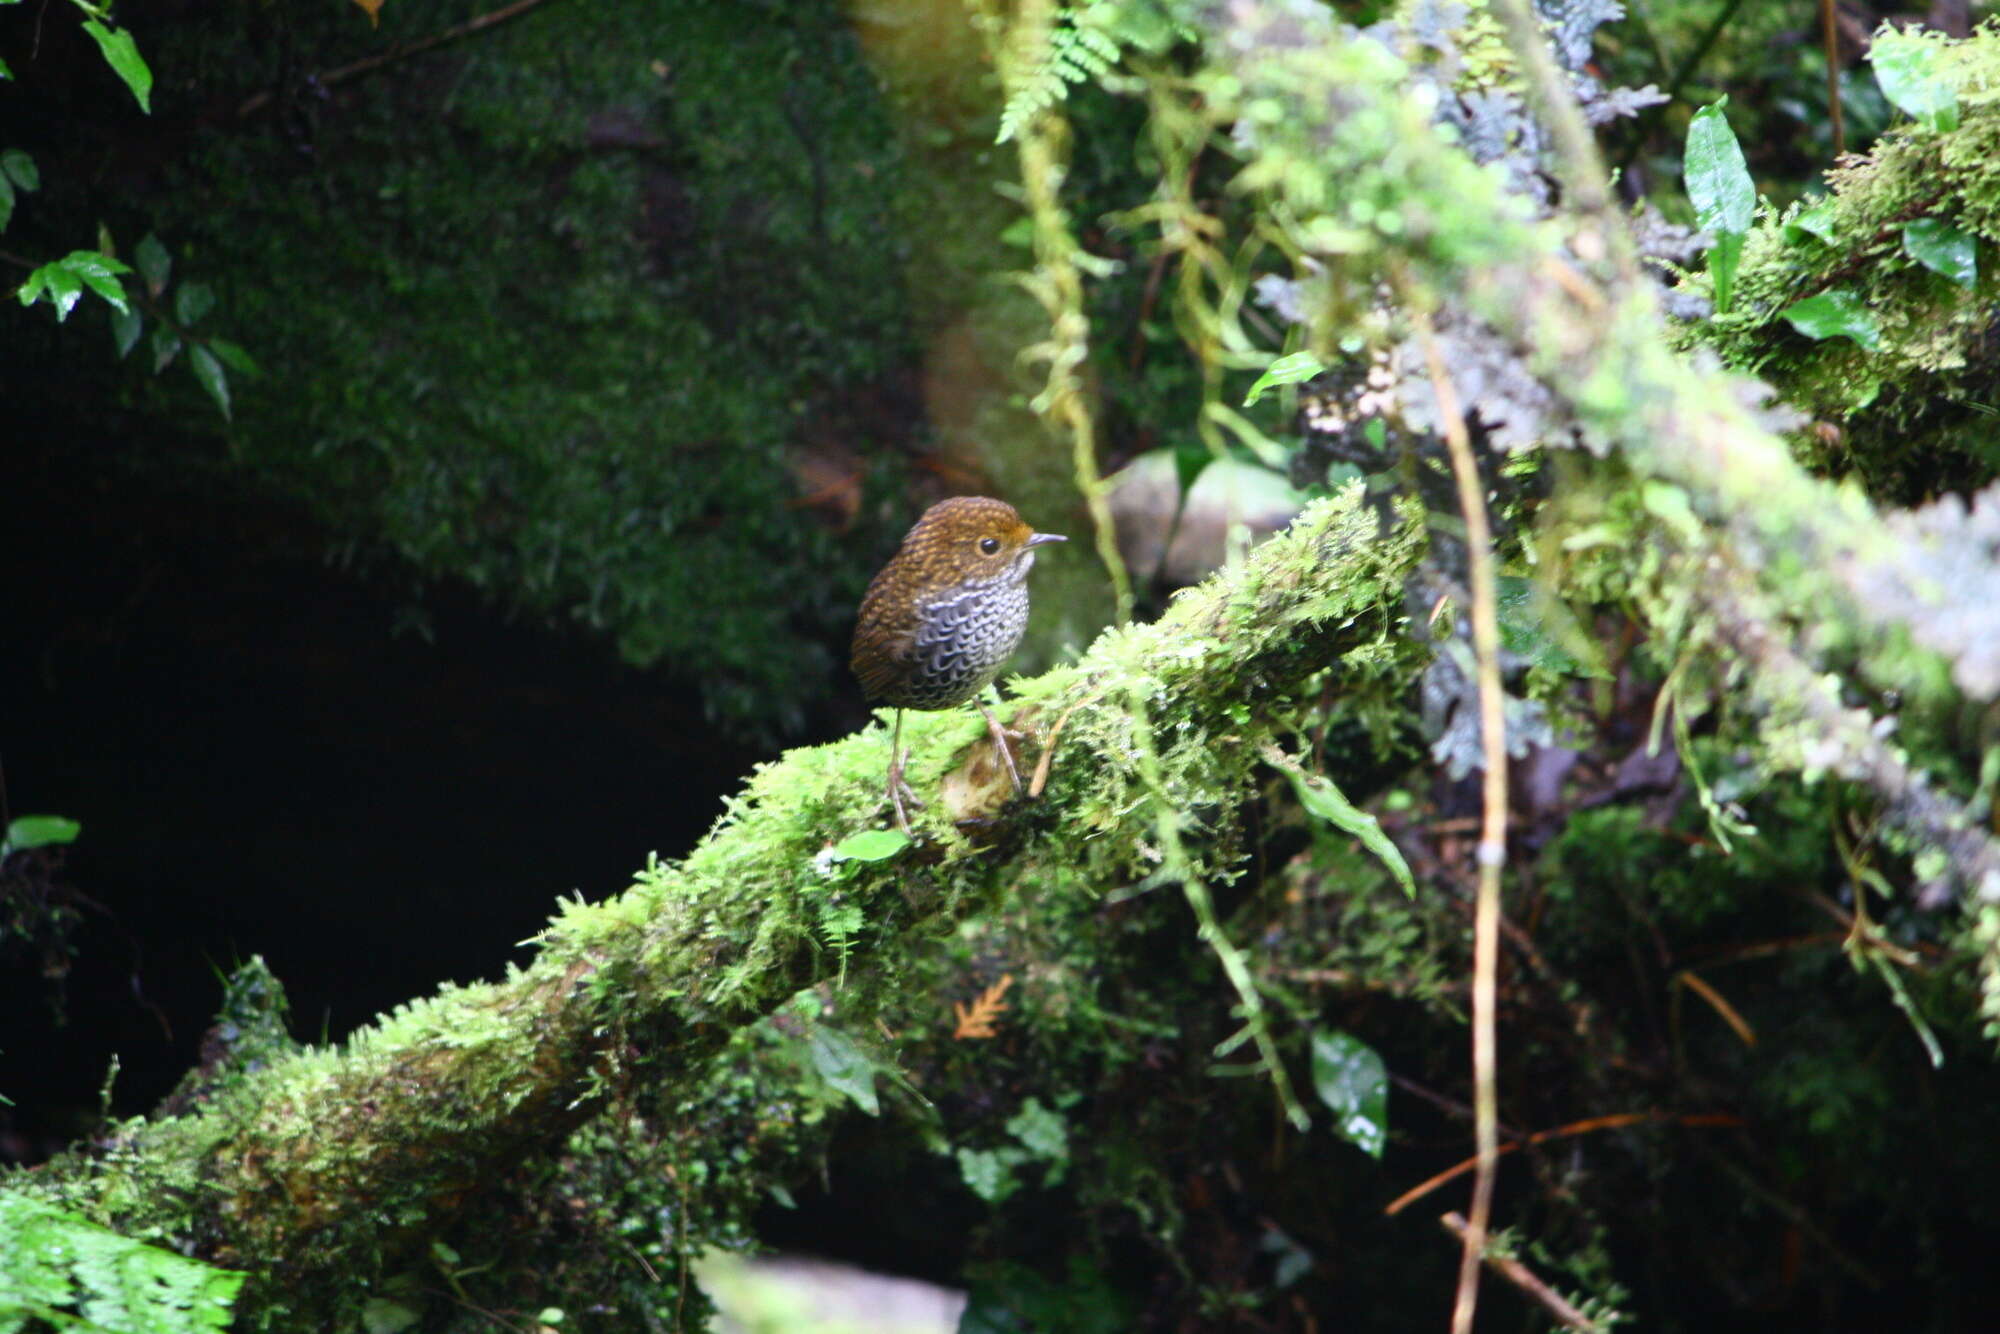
1417,309,1508,1334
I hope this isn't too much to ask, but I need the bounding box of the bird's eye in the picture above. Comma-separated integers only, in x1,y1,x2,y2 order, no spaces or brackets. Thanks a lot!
979,537,1001,555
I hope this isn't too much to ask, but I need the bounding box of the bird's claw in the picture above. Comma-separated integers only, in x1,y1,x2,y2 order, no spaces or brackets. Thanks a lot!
888,748,924,835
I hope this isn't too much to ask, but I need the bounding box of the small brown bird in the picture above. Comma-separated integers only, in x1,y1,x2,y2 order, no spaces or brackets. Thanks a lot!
851,496,1066,833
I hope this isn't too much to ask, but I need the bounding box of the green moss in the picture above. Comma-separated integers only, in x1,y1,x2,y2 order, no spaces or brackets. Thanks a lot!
118,0,921,733
1676,26,2000,501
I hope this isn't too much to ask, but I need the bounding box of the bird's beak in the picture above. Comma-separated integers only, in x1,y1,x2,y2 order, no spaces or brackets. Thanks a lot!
1027,532,1067,547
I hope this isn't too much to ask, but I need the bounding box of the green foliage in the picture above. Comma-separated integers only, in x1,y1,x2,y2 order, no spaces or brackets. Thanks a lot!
1780,288,1882,351
17,252,130,322
0,149,37,232
1307,1028,1387,1158
1280,759,1413,898
3,128,243,415
12,3,2000,1327
110,0,917,732
826,828,910,862
1684,98,1754,313
1900,216,1978,287
956,1098,1072,1204
1674,22,2000,499
1,816,80,858
960,1257,1131,1334
0,1196,244,1334
803,1021,881,1116
1241,351,1327,407
995,5,1129,145
76,16,152,113
1870,24,1959,133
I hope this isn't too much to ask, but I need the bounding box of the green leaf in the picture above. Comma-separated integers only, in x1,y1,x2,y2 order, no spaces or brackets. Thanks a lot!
1495,575,1599,677
62,250,131,312
956,1146,1027,1204
1,147,37,191
191,343,231,419
1684,100,1754,314
1705,230,1744,315
806,1025,879,1115
208,337,261,375
1284,768,1414,897
4,815,81,854
0,57,11,79
175,280,215,327
1902,218,1977,288
111,304,143,358
152,326,182,372
829,827,909,862
0,175,12,234
1310,1029,1388,1158
361,1297,422,1334
80,20,154,114
1243,350,1326,406
23,259,84,319
1782,288,1882,351
1684,99,1755,237
1005,1097,1069,1182
1784,199,1837,245
134,232,171,294
1871,26,1958,132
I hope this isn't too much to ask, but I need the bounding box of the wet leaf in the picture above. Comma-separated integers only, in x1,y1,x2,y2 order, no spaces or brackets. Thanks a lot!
1871,27,1958,132
1782,288,1882,351
1310,1029,1388,1158
1902,218,1976,288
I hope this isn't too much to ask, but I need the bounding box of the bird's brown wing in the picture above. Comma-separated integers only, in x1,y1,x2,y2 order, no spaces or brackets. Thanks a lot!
850,579,918,702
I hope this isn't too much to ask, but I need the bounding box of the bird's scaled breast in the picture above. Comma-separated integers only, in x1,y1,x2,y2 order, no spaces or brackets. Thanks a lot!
889,576,1031,710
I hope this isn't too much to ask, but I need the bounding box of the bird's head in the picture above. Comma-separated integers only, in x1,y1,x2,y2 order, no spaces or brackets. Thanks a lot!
902,496,1066,587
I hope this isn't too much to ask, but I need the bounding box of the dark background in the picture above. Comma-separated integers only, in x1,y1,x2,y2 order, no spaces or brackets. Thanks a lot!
0,435,779,1156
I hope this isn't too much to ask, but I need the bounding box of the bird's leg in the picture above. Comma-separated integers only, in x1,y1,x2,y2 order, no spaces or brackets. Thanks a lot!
886,708,921,834
976,699,1025,798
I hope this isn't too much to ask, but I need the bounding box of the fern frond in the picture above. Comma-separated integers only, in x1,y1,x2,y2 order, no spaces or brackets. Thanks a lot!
0,1196,245,1334
952,972,1015,1039
998,5,1124,144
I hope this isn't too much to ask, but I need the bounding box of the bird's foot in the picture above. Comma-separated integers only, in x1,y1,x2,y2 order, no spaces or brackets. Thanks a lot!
976,702,1026,798
887,750,924,835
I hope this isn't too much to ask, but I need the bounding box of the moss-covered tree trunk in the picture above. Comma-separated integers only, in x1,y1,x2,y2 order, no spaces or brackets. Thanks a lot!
6,492,1418,1325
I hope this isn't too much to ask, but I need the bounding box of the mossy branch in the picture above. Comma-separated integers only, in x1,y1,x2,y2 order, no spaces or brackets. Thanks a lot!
4,488,1418,1324
1186,1,2000,901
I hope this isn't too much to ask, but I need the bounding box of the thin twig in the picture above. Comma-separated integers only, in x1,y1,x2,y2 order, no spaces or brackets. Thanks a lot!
235,0,556,119
1672,969,1757,1047
1384,1110,1744,1217
1416,309,1506,1334
1439,1213,1604,1333
1028,687,1104,798
1820,0,1847,160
